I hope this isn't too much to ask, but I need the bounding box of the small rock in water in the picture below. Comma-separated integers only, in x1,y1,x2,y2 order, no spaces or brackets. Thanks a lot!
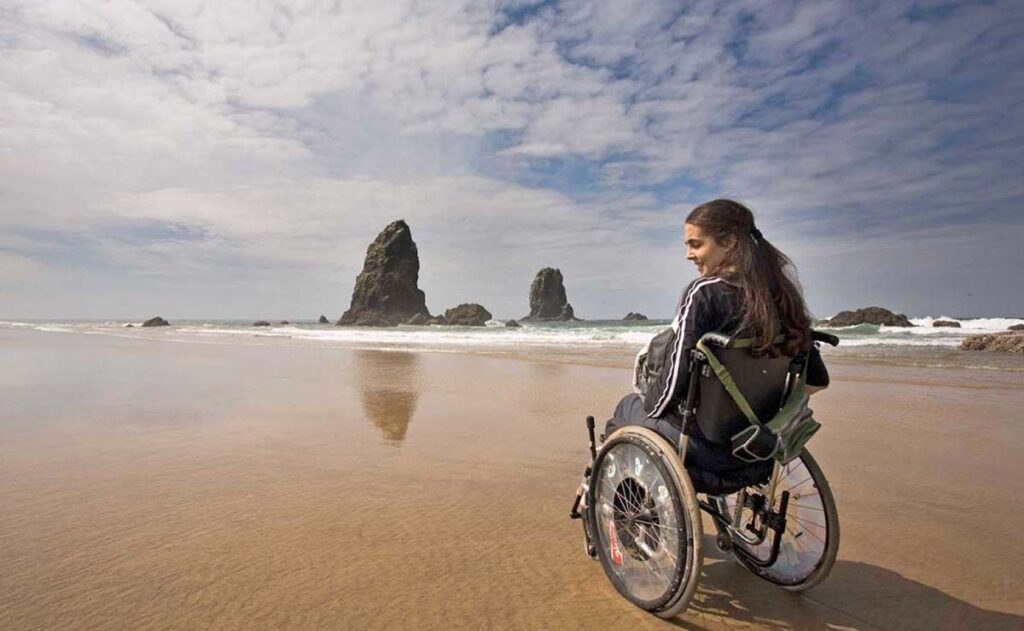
443,303,493,326
141,316,169,327
318,315,329,324
623,312,648,321
932,320,960,328
253,320,271,327
505,319,521,328
821,307,913,327
1009,324,1024,332
278,321,290,325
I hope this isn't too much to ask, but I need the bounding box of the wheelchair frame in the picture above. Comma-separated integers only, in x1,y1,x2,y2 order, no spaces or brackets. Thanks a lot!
570,330,840,616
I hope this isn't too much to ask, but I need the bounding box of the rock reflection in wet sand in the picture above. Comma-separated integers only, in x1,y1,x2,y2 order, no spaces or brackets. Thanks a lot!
355,350,420,443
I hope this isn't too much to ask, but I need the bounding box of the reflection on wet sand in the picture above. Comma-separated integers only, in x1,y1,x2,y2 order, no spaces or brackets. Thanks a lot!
355,350,420,443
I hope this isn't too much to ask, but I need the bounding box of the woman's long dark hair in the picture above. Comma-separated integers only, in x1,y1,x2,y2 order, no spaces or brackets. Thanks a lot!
686,199,812,356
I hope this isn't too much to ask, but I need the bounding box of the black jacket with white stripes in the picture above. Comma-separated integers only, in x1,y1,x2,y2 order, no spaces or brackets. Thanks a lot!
633,276,827,419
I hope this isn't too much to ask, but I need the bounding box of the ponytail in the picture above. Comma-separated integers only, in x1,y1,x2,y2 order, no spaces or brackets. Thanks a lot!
686,199,812,356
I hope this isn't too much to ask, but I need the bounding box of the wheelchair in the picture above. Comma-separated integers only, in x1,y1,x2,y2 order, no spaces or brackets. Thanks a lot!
569,330,841,618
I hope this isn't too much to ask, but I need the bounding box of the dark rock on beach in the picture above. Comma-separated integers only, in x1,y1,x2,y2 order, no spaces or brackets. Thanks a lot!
318,315,329,324
932,320,961,328
623,312,648,321
141,316,169,327
337,220,431,327
821,307,913,328
960,332,1024,353
505,319,521,328
443,303,493,326
253,320,271,327
1009,324,1024,332
522,267,579,321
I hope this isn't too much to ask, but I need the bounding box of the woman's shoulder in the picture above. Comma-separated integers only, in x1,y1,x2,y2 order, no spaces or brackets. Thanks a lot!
676,276,737,322
682,275,739,298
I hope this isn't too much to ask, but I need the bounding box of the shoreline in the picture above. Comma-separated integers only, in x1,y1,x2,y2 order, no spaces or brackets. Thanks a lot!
5,323,1024,379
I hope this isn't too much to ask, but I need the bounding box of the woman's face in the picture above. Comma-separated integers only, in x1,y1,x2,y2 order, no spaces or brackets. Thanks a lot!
685,222,733,277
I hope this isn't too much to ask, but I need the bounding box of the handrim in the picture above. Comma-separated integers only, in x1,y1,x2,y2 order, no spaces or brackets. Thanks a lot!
586,426,703,617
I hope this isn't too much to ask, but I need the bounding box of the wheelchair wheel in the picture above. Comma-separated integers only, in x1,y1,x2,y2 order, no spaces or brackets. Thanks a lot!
716,449,839,591
586,427,703,618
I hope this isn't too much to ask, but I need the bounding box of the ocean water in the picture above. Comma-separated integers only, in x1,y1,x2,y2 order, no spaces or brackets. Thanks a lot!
2,316,1022,370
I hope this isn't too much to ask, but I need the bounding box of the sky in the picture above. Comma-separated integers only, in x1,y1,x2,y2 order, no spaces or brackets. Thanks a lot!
1,0,1022,321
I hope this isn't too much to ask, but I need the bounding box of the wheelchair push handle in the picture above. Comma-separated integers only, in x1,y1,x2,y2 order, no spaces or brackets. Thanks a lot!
811,330,840,346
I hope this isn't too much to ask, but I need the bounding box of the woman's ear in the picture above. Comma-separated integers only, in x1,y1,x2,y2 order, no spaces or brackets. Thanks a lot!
723,234,738,251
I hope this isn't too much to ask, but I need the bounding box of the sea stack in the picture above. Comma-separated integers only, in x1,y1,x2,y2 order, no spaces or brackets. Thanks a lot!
141,316,169,327
522,267,579,321
337,220,431,327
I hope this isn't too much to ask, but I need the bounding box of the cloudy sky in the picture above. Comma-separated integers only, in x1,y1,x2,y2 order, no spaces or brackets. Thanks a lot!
2,0,1022,320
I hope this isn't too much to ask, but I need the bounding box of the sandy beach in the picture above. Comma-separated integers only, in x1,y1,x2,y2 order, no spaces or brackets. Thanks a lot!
1,328,1022,630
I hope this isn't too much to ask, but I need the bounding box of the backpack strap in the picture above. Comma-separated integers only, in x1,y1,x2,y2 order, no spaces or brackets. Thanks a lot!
694,337,762,428
695,334,817,463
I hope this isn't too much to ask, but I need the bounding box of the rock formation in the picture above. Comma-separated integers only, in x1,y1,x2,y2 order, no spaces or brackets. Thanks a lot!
318,315,329,324
932,320,960,328
821,307,913,328
1009,324,1024,332
505,319,521,328
523,268,579,321
443,303,493,326
279,321,290,325
405,313,431,326
253,320,271,327
624,312,648,321
338,220,431,327
960,332,1024,353
141,316,169,327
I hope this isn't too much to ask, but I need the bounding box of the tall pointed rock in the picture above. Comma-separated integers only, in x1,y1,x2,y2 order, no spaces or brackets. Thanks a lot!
338,220,430,326
522,267,580,321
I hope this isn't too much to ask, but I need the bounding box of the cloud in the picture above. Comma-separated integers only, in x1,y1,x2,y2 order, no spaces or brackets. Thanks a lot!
1,0,1022,319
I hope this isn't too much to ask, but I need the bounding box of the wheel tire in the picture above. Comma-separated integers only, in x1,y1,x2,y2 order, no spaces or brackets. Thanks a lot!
585,426,704,618
722,449,839,592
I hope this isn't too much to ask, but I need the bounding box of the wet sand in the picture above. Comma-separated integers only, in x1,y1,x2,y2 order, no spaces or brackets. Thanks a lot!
1,329,1022,630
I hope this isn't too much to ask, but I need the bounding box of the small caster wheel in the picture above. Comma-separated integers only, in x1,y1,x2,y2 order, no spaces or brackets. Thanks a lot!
582,523,598,560
716,532,733,553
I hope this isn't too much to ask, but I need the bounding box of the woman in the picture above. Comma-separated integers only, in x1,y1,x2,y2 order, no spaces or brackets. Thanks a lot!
606,198,829,493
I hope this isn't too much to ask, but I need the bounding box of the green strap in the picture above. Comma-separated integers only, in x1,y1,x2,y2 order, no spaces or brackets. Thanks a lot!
695,339,762,427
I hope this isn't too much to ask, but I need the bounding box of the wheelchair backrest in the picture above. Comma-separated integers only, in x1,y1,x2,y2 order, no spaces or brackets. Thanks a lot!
694,344,794,445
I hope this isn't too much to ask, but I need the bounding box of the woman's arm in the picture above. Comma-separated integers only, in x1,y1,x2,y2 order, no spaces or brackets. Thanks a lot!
646,277,724,418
